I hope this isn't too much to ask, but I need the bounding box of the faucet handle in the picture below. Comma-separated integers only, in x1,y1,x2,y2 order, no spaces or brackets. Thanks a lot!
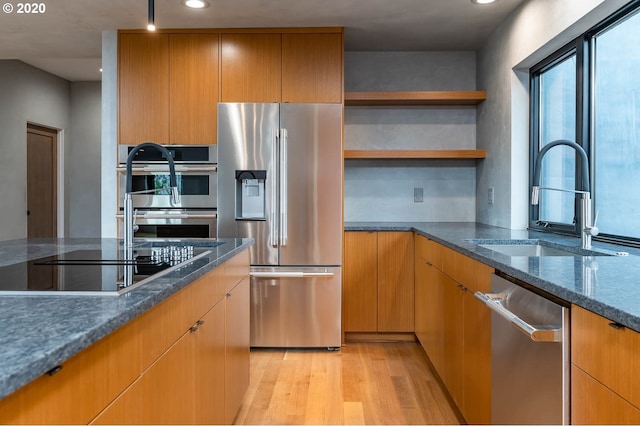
586,210,599,237
133,209,139,233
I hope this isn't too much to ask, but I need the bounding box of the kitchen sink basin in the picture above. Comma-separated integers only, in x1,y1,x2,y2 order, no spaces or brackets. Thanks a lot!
465,239,620,257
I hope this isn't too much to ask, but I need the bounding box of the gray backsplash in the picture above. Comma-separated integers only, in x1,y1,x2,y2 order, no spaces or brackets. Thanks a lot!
344,51,478,222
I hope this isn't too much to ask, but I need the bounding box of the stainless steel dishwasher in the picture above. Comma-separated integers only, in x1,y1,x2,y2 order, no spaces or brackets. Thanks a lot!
475,272,570,425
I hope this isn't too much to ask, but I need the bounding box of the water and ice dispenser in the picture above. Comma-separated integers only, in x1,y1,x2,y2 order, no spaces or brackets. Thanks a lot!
235,170,266,220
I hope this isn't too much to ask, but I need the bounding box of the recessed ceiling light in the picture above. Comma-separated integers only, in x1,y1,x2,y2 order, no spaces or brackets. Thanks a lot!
183,0,210,8
471,0,497,4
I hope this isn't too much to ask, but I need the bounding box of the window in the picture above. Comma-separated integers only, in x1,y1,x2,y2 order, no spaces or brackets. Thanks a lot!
530,0,640,245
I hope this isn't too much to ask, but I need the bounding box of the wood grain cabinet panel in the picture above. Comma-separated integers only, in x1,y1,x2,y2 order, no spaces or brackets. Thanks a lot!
343,231,378,332
220,33,282,102
118,33,170,145
225,276,251,424
282,33,343,103
377,231,414,332
572,364,640,425
118,32,219,145
343,231,414,335
169,33,219,145
413,235,492,424
572,304,640,422
0,319,141,425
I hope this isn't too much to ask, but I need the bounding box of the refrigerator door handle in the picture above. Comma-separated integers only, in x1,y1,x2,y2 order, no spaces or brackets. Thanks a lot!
280,128,288,246
270,128,279,247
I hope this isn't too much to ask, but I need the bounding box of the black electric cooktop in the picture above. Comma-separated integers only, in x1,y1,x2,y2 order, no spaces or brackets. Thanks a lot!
0,246,210,295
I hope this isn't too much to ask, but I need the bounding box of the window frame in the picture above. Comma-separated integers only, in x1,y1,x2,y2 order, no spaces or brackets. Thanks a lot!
529,0,640,246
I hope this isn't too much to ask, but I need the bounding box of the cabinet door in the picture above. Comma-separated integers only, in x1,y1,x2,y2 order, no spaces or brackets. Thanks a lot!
377,232,414,332
225,276,250,424
343,231,378,332
0,320,140,425
442,274,464,407
282,33,343,103
169,33,219,145
195,300,226,424
461,261,492,424
572,365,640,425
414,242,429,346
220,33,281,102
93,330,196,424
118,33,170,145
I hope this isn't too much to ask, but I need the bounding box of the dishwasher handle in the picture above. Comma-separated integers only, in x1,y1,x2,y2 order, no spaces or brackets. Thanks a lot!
474,291,562,343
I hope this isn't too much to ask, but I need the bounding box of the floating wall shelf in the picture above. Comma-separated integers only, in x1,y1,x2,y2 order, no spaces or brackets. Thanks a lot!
343,149,486,160
344,90,487,106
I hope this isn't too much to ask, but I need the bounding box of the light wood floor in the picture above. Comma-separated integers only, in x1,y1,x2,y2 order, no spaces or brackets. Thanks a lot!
234,342,462,425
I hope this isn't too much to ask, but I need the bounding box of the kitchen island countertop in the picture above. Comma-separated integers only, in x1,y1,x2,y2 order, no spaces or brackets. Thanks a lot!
0,237,253,401
346,222,640,333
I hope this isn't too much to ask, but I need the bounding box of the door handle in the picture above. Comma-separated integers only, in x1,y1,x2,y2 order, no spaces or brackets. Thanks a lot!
270,128,278,247
250,271,334,278
280,128,288,246
475,291,562,342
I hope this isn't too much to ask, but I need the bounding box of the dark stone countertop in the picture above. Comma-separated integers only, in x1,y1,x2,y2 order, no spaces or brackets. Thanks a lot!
0,237,253,400
346,222,640,333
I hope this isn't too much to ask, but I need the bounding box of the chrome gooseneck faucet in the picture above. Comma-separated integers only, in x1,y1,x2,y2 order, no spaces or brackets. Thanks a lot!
124,142,180,248
531,139,599,249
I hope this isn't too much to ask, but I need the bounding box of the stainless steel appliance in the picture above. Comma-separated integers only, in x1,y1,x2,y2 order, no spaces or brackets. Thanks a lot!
0,245,212,296
116,209,217,238
217,103,343,349
117,145,217,238
475,272,569,425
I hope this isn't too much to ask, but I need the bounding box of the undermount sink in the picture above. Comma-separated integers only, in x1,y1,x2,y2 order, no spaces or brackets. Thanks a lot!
465,239,621,257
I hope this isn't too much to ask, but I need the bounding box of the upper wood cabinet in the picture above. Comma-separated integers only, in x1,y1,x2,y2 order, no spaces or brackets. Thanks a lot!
118,33,170,145
220,33,282,103
221,31,343,103
118,32,219,145
169,33,219,145
281,33,343,103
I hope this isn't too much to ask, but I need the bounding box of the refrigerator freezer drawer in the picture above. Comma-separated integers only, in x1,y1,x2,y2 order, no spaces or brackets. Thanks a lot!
250,266,342,349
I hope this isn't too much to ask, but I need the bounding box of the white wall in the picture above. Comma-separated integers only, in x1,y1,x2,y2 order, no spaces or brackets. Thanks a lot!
67,81,102,237
344,51,478,222
0,60,70,241
101,30,118,238
476,0,632,229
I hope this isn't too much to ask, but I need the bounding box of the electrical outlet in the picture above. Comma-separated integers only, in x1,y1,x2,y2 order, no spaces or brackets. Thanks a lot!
488,187,495,205
414,187,424,203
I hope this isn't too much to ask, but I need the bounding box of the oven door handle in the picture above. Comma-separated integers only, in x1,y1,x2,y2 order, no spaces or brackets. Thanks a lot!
474,291,562,342
116,165,217,173
116,213,217,219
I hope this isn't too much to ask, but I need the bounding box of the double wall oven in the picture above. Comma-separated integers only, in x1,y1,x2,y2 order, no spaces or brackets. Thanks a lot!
117,145,217,238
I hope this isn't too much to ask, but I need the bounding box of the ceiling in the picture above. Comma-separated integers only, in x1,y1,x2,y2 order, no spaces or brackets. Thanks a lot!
0,0,525,81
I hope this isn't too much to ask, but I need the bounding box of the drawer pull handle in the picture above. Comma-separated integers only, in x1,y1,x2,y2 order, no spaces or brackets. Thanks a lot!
609,322,625,330
47,365,63,376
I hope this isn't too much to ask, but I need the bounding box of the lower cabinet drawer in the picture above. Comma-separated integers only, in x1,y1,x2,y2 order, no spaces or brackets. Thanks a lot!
572,305,640,409
572,364,640,424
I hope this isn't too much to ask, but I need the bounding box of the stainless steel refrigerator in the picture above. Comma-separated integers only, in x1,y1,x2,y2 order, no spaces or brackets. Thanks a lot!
217,103,343,349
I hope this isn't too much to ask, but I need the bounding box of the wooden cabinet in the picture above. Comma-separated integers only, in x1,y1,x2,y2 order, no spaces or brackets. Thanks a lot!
118,33,170,145
224,276,250,424
220,33,282,103
571,305,640,424
118,32,219,145
281,33,343,103
377,232,415,332
221,31,343,103
343,231,414,336
413,234,492,424
0,318,141,425
169,33,219,145
0,250,251,425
